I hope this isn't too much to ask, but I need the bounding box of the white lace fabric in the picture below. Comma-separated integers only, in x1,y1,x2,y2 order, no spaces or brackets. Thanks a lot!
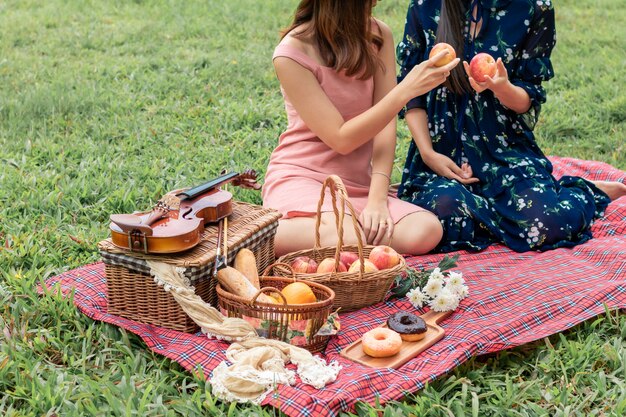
146,261,341,403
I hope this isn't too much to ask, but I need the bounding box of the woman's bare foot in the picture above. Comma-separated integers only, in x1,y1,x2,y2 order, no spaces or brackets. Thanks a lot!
592,181,626,201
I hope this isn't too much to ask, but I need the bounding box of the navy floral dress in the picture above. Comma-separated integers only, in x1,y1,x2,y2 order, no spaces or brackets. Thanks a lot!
396,0,610,253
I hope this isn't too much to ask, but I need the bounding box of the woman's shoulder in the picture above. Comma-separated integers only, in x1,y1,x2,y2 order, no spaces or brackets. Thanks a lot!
275,25,316,57
273,30,324,72
370,18,395,56
272,26,323,70
371,17,392,39
276,35,308,57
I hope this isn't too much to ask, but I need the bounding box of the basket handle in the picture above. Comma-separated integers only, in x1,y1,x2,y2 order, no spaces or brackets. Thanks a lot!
314,175,366,275
262,262,296,280
250,286,288,306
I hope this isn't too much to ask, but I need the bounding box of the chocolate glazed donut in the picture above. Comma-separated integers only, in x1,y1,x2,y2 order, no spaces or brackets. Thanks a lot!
386,311,428,342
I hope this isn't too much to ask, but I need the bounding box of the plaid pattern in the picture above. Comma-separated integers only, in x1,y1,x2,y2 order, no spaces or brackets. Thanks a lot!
99,223,278,282
43,157,626,417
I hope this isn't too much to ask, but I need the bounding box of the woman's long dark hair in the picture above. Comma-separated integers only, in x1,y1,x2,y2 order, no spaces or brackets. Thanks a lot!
281,0,383,79
436,0,472,94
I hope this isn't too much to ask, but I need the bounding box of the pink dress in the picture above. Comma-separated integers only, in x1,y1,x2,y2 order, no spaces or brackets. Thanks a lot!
262,43,425,223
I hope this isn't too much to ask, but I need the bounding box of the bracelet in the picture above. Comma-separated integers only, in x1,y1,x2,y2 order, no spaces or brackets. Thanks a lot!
371,171,391,182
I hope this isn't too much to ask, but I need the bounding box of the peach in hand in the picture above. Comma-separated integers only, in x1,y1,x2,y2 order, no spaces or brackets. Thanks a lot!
429,42,456,67
368,245,401,271
469,53,497,83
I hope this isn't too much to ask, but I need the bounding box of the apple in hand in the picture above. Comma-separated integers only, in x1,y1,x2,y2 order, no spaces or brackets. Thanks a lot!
368,245,401,271
469,53,497,83
316,257,348,273
290,256,318,274
348,259,379,273
429,42,456,67
339,251,359,268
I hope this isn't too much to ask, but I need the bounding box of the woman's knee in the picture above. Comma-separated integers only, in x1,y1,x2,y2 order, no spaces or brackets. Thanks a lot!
393,211,443,255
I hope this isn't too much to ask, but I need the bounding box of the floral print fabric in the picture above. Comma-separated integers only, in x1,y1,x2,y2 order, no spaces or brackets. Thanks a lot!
396,0,610,252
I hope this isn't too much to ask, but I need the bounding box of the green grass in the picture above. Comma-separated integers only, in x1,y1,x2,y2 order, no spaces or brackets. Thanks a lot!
1,0,625,415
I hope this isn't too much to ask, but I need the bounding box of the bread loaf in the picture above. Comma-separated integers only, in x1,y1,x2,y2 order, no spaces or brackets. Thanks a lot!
217,267,275,303
234,248,260,289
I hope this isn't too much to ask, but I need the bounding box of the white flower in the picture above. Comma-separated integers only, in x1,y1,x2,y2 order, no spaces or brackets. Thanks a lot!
407,287,427,309
429,267,445,281
423,277,444,298
430,288,459,312
449,284,469,299
444,271,465,287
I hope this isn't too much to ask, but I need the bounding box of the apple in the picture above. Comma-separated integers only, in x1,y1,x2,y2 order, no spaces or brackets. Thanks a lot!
290,256,318,274
469,53,497,83
339,251,360,268
429,42,456,67
348,259,379,274
368,245,401,271
316,257,348,273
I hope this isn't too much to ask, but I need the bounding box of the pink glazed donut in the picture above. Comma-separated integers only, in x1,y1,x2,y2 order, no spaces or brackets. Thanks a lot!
361,327,402,358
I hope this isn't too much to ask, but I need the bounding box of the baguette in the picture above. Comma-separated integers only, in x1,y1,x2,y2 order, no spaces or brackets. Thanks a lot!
234,248,260,289
217,266,275,303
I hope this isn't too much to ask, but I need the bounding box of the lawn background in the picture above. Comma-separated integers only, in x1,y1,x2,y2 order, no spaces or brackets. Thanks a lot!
1,0,625,415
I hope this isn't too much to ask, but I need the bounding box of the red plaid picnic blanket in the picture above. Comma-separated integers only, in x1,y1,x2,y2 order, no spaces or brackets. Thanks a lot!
43,157,626,417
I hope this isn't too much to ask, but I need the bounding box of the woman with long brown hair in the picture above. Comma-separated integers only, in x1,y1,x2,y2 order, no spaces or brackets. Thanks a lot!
396,0,626,253
262,0,459,256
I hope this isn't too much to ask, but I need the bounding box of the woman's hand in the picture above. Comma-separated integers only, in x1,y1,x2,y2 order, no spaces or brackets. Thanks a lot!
422,151,479,185
463,57,509,94
399,51,460,99
359,200,394,246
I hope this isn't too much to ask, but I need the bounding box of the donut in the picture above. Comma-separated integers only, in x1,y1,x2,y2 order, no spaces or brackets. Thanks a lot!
361,327,402,358
386,311,427,342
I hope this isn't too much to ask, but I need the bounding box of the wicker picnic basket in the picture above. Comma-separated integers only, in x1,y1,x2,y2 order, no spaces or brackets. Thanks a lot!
216,263,335,353
273,175,406,312
98,201,282,333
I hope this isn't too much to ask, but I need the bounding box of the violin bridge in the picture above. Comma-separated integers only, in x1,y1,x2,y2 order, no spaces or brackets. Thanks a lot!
160,194,181,211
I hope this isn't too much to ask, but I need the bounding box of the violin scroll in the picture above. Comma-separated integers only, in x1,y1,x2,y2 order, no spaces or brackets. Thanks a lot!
230,169,262,190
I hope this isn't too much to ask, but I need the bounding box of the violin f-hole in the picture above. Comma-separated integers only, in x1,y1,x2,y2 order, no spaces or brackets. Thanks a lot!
180,207,194,220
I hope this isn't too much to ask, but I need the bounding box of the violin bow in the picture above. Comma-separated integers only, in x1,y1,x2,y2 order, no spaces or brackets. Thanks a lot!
212,219,226,277
212,177,232,277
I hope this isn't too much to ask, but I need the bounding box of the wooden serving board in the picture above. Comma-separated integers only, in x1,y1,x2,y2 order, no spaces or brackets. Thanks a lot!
340,310,453,369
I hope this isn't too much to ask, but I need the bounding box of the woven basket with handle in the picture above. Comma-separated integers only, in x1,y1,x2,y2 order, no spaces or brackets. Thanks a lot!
216,263,335,353
273,175,406,312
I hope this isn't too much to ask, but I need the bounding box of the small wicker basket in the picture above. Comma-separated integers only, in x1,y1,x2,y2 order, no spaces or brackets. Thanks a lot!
273,175,406,312
216,264,335,353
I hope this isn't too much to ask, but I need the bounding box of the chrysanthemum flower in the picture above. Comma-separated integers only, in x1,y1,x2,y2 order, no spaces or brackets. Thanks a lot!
407,287,427,309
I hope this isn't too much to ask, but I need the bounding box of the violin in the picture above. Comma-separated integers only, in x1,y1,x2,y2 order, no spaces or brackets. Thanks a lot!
109,170,261,254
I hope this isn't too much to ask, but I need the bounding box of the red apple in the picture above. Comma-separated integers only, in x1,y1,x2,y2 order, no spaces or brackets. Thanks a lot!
290,256,318,274
339,251,360,268
368,245,401,271
429,42,456,67
469,53,497,83
348,259,379,274
316,257,348,273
